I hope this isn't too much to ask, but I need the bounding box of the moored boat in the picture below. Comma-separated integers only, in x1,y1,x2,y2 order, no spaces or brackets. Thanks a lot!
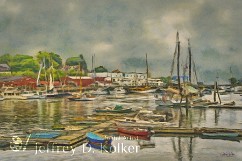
95,105,133,113
1,87,27,100
91,88,109,95
86,132,113,152
138,140,156,149
115,117,169,127
110,87,127,94
118,127,152,136
202,132,239,137
68,93,96,101
118,132,151,141
130,87,157,94
155,99,174,106
30,132,61,139
21,91,46,99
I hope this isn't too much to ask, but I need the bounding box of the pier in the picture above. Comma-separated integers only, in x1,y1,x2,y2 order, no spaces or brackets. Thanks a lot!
1,118,242,151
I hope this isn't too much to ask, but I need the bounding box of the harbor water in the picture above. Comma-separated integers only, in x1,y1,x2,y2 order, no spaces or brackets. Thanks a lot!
0,93,242,161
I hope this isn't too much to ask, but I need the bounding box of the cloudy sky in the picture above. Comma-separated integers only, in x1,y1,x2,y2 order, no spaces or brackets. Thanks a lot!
0,0,242,83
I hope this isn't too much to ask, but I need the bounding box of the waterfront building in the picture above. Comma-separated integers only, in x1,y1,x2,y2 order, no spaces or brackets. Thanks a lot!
0,64,11,74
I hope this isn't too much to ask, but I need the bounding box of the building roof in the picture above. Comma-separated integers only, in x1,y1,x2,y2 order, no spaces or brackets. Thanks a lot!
0,76,24,82
125,72,146,74
112,69,122,73
0,64,10,72
0,64,10,69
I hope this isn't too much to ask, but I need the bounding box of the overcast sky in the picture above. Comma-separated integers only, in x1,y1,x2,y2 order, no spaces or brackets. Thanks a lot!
0,0,242,83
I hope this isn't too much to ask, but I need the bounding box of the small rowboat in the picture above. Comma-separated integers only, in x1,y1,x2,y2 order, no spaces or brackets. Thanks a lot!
95,108,133,113
86,132,113,152
202,132,239,137
118,127,151,137
68,97,96,101
118,132,151,141
95,105,133,113
87,132,112,144
30,132,61,139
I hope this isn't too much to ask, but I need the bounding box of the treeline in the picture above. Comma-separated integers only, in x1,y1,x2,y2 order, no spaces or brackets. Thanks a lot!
0,51,88,79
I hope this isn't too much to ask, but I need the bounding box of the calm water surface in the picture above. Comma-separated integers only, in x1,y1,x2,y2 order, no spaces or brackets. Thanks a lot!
0,93,242,161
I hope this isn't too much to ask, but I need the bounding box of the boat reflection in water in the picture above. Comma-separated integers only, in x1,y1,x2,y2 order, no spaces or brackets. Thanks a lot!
0,94,242,160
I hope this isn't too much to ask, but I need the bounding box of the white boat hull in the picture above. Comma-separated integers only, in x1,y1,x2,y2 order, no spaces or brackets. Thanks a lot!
115,118,168,127
68,97,96,101
3,96,27,100
202,92,241,102
155,99,173,106
131,89,157,94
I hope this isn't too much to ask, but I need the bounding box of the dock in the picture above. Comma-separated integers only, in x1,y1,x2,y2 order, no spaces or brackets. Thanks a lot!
1,118,242,151
208,105,242,109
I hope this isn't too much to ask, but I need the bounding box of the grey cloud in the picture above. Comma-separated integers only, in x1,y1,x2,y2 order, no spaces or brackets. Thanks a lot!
0,0,241,83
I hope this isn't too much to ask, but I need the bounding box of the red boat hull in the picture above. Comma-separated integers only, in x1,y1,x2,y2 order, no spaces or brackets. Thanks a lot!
118,127,150,137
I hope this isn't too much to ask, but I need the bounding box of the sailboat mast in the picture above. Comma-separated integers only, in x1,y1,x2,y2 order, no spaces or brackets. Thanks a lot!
79,63,82,94
188,39,192,83
92,55,94,76
145,53,149,86
49,57,54,90
37,61,43,86
93,54,96,82
177,32,181,94
43,58,48,91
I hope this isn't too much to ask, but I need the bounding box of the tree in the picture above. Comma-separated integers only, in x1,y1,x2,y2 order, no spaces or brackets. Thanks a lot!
161,76,171,84
9,54,39,72
229,77,237,87
0,54,12,65
65,54,88,73
95,66,108,73
36,51,62,69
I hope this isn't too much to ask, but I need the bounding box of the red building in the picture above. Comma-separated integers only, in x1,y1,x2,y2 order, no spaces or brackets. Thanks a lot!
61,76,110,87
0,76,37,88
0,76,111,89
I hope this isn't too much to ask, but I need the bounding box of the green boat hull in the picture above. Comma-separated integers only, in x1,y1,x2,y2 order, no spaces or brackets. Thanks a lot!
202,132,239,137
95,108,133,113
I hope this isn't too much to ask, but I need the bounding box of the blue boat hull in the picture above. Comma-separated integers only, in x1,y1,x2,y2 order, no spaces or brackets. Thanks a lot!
86,132,112,144
202,133,239,137
86,142,114,152
86,132,113,152
30,132,61,139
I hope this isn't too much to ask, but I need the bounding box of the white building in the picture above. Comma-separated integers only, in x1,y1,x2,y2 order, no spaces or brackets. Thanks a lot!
124,72,147,79
87,70,163,87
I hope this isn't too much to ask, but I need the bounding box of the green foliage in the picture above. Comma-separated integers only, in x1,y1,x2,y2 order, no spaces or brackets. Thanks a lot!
38,69,67,81
0,52,91,80
0,72,12,77
95,66,108,73
36,51,62,69
65,54,87,73
12,71,37,78
161,76,171,84
67,69,79,76
229,77,237,87
12,54,33,62
66,57,80,66
0,54,13,64
9,55,39,72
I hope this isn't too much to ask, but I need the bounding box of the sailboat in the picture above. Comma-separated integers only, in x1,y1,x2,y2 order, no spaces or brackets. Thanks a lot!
130,54,157,93
0,96,4,101
68,63,96,101
44,63,60,98
18,59,47,99
155,32,200,107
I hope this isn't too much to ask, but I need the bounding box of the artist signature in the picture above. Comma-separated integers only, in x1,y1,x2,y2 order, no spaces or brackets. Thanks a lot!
220,152,235,157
